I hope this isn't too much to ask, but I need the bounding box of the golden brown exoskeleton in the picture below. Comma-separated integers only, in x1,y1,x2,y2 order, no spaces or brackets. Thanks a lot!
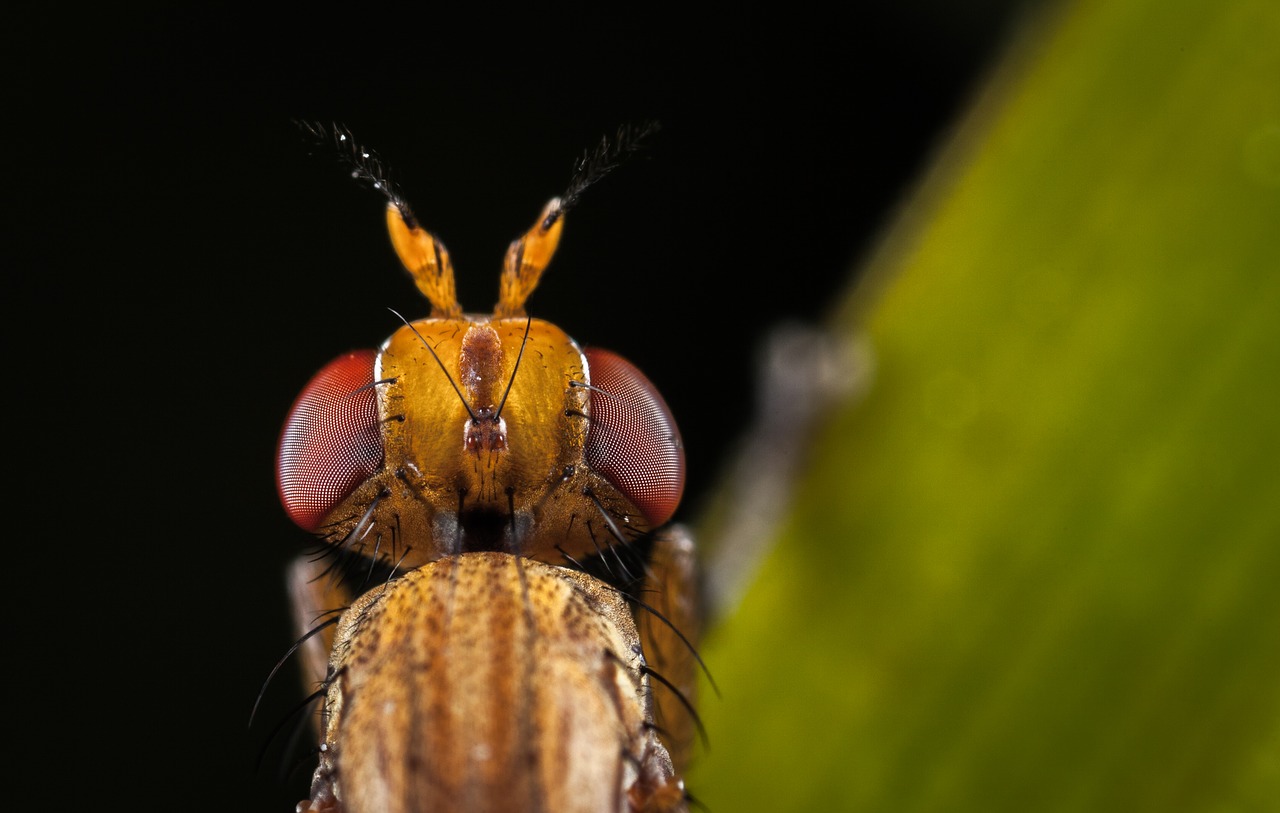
275,127,699,813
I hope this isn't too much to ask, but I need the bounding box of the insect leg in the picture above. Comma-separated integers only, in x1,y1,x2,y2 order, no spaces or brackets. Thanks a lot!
634,523,701,775
287,553,361,732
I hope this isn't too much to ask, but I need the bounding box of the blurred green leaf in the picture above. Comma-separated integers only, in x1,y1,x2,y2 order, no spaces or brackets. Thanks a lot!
690,1,1280,811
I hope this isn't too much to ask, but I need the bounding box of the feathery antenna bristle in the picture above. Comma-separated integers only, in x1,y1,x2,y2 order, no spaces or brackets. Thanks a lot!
559,121,661,214
295,120,419,228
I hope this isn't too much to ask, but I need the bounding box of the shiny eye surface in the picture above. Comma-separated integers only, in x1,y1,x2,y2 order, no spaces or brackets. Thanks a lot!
277,349,384,531
583,348,685,527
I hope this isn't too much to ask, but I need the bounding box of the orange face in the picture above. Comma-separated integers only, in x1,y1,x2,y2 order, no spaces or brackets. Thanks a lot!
276,200,685,571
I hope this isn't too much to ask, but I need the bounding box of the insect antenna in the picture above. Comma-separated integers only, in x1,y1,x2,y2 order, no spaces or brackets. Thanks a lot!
558,120,661,216
301,121,465,316
295,120,418,227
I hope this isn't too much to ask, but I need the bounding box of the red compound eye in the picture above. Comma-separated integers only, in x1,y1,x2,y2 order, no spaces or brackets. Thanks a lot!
583,348,685,527
277,349,384,531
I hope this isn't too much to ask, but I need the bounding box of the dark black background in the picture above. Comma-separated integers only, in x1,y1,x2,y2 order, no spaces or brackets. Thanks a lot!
14,4,1041,809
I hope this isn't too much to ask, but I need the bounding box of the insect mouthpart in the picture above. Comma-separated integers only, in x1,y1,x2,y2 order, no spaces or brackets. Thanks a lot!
448,503,530,554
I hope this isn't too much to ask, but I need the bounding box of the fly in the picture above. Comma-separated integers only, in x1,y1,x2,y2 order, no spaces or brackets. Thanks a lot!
265,123,702,813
